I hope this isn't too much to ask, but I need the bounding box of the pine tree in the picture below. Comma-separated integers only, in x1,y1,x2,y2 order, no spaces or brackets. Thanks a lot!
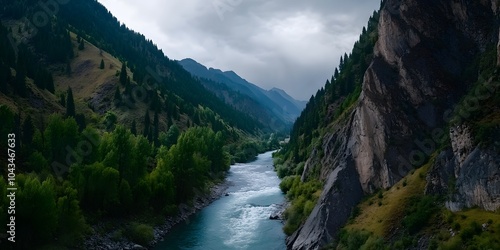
131,120,137,135
66,87,75,117
46,73,55,93
143,110,150,138
119,62,127,85
75,114,86,132
153,110,159,144
0,62,10,93
339,56,344,72
78,40,85,50
99,59,105,69
114,86,121,106
167,115,173,128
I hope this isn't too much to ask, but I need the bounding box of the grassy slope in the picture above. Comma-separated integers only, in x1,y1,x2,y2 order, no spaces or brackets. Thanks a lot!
340,158,500,249
0,20,177,133
346,163,431,237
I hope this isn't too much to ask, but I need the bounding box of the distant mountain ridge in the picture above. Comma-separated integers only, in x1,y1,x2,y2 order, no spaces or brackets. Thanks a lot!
179,58,305,126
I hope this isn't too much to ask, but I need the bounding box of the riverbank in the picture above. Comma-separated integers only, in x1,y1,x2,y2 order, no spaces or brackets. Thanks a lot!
83,180,229,250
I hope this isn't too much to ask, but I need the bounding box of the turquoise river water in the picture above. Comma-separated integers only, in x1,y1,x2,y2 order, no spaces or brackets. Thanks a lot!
154,151,287,250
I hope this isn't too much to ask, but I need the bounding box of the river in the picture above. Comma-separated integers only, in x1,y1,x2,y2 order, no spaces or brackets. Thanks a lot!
154,151,286,250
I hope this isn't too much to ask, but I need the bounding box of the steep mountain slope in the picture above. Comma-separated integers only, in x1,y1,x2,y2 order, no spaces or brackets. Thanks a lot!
179,58,304,125
277,0,500,249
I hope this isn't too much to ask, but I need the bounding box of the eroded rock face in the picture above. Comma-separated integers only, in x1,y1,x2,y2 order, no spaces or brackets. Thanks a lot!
450,125,475,169
288,0,499,249
427,125,500,212
452,148,500,211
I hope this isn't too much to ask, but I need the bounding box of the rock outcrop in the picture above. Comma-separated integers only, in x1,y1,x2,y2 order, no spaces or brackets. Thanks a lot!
427,125,500,212
287,0,500,249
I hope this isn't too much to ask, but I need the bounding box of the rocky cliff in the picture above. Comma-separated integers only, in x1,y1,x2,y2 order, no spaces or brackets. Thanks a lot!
287,0,500,249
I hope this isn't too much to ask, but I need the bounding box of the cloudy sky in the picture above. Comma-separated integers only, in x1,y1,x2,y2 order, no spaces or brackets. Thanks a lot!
98,0,379,100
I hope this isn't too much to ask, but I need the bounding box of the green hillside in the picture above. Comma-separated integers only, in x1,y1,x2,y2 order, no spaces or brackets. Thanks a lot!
0,0,282,248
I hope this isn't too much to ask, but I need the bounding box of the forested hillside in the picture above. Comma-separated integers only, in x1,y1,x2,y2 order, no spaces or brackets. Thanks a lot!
0,0,281,248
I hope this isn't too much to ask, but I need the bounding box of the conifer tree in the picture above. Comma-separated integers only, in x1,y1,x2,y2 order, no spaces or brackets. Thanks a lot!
119,62,127,85
0,62,10,93
99,59,105,69
66,87,75,117
114,86,121,105
131,120,137,136
153,110,159,144
78,40,85,50
143,110,150,138
46,73,55,93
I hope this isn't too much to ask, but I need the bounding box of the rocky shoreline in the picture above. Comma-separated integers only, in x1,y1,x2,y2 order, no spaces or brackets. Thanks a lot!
83,181,230,250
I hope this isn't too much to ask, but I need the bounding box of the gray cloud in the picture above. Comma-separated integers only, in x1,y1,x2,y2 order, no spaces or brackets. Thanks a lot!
98,0,379,100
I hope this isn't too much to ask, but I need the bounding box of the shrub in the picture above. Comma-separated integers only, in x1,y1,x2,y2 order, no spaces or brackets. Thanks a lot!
125,223,154,245
281,178,322,235
338,229,370,250
402,196,437,234
460,221,482,241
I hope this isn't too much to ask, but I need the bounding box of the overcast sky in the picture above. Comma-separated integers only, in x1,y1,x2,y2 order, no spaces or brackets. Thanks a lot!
98,0,379,100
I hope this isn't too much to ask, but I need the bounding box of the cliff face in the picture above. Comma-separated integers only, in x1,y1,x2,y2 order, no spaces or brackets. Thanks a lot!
288,0,499,249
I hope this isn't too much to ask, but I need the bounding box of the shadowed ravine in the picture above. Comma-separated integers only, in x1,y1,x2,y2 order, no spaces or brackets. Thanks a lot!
154,151,286,250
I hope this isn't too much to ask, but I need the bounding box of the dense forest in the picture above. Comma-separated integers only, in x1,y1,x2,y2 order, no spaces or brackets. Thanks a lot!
0,0,283,248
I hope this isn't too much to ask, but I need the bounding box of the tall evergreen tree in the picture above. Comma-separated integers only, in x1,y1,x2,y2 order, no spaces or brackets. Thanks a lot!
114,86,121,106
66,87,76,117
46,73,55,93
131,120,137,135
143,110,150,138
119,62,127,85
99,59,105,69
0,62,10,93
153,110,159,145
75,114,86,132
78,40,85,50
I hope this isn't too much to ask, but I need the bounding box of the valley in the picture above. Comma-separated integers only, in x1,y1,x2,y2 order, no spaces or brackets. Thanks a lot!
1,0,500,249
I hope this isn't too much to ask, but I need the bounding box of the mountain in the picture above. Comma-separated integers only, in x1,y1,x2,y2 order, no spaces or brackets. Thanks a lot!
275,0,500,249
179,58,305,126
268,87,307,112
